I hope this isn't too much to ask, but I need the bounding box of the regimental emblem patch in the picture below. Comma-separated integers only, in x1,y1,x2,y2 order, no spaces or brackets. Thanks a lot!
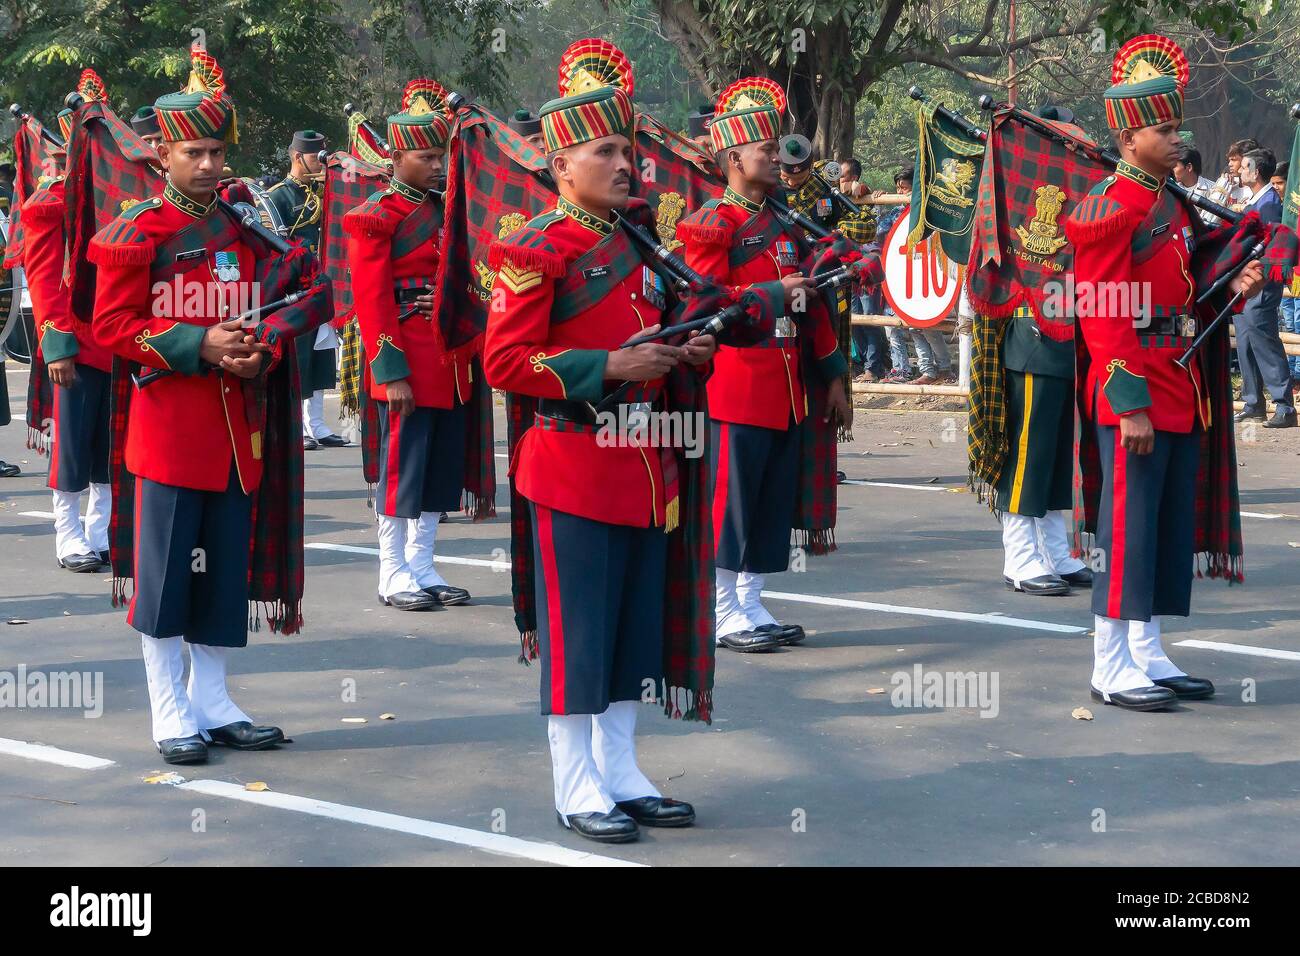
655,191,686,251
1015,184,1069,256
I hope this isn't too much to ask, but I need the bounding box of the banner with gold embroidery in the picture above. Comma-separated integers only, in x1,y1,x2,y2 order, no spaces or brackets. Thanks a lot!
907,100,985,263
966,107,1109,326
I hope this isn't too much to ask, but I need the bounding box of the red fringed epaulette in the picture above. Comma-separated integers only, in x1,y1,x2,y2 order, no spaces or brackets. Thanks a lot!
21,179,65,221
488,219,567,278
1064,193,1132,245
675,206,732,246
87,214,157,266
343,191,402,237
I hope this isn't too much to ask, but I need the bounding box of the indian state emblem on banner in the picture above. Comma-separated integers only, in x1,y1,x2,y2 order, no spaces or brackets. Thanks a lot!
656,191,686,250
471,213,531,301
1015,184,1068,260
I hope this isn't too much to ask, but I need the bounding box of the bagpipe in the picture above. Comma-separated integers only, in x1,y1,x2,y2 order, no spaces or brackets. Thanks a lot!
8,102,67,150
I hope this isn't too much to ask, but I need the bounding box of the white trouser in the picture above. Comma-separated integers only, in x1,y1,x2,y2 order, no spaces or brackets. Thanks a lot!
1127,617,1185,680
736,571,777,627
376,513,421,597
52,488,93,560
715,568,755,640
549,703,660,816
1001,511,1084,582
85,482,111,554
1091,615,1157,696
302,390,336,440
140,637,250,742
405,512,448,589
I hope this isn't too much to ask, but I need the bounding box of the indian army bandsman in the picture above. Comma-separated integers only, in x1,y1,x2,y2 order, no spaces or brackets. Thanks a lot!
1065,35,1264,711
686,104,714,157
995,105,1093,597
675,78,860,653
22,104,113,572
131,106,165,151
344,79,472,611
265,129,346,450
484,40,717,844
89,48,332,762
508,109,546,153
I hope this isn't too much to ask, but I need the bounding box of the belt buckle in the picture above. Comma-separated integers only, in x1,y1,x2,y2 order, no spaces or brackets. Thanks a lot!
622,401,652,433
774,316,798,339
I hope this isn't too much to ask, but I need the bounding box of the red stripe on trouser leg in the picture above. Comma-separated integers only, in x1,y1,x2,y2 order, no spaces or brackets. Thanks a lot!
127,478,143,625
1106,438,1128,619
47,393,61,488
535,505,566,713
711,422,730,552
384,406,402,517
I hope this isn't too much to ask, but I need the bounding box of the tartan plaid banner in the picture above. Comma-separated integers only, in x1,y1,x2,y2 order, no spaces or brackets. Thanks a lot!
967,108,1110,323
1284,123,1300,232
319,151,390,327
63,101,163,325
3,117,64,269
630,112,725,248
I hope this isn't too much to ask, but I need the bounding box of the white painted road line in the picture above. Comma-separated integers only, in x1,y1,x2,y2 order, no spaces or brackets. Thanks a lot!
176,779,643,867
19,511,56,519
307,542,1088,633
842,479,950,492
1173,639,1300,662
0,737,116,770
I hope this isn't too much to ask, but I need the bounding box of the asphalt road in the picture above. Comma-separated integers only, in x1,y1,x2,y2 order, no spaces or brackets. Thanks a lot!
2,367,1298,867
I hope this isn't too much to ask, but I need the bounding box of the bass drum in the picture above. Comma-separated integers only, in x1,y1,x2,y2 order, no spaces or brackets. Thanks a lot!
0,213,37,365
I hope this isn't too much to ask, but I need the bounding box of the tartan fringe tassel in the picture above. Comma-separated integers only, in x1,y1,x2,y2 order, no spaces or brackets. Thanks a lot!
664,494,679,533
1196,551,1244,583
343,211,399,237
517,629,539,665
796,527,836,556
660,682,712,724
462,488,497,521
27,426,50,456
1062,211,1131,246
111,575,132,608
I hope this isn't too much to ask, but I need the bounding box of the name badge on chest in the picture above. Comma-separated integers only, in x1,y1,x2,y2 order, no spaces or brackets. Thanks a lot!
213,250,241,282
1151,222,1170,238
775,239,798,268
583,264,610,280
641,267,667,310
740,235,764,247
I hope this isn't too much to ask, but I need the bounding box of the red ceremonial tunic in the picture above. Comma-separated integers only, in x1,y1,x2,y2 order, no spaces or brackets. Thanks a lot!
676,188,844,431
1065,160,1206,434
484,198,674,528
89,186,286,494
343,180,470,408
21,178,112,372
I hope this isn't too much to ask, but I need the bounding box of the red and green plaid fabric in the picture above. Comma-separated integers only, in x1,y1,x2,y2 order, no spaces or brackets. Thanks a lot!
630,112,725,224
967,108,1109,324
63,101,163,325
3,117,64,269
319,151,391,327
104,185,332,633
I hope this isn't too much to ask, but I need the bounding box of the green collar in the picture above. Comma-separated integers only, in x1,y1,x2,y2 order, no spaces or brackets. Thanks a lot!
724,186,764,214
163,180,216,219
390,178,427,205
557,196,613,236
1115,160,1162,193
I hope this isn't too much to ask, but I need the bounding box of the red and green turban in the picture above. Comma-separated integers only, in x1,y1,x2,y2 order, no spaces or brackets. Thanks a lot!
155,48,237,143
710,77,786,152
540,38,635,153
388,77,452,150
1104,34,1189,131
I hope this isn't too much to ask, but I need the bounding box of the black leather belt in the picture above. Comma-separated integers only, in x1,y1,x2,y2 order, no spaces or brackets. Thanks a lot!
538,398,598,425
395,287,424,304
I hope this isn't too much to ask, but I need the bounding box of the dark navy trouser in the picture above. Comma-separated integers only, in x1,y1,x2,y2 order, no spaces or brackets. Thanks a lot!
710,418,798,573
49,364,111,492
375,401,467,518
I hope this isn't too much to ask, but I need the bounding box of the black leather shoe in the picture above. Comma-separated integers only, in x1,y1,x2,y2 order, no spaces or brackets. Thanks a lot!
1004,574,1070,595
1153,675,1215,699
158,735,208,764
379,591,439,610
98,550,110,565
1235,408,1266,423
1060,567,1094,587
718,629,782,652
557,808,640,843
756,622,805,645
317,433,349,447
60,553,104,573
1264,408,1297,428
615,796,696,827
1090,685,1177,711
206,721,285,750
303,436,319,450
421,584,471,606
0,460,19,478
